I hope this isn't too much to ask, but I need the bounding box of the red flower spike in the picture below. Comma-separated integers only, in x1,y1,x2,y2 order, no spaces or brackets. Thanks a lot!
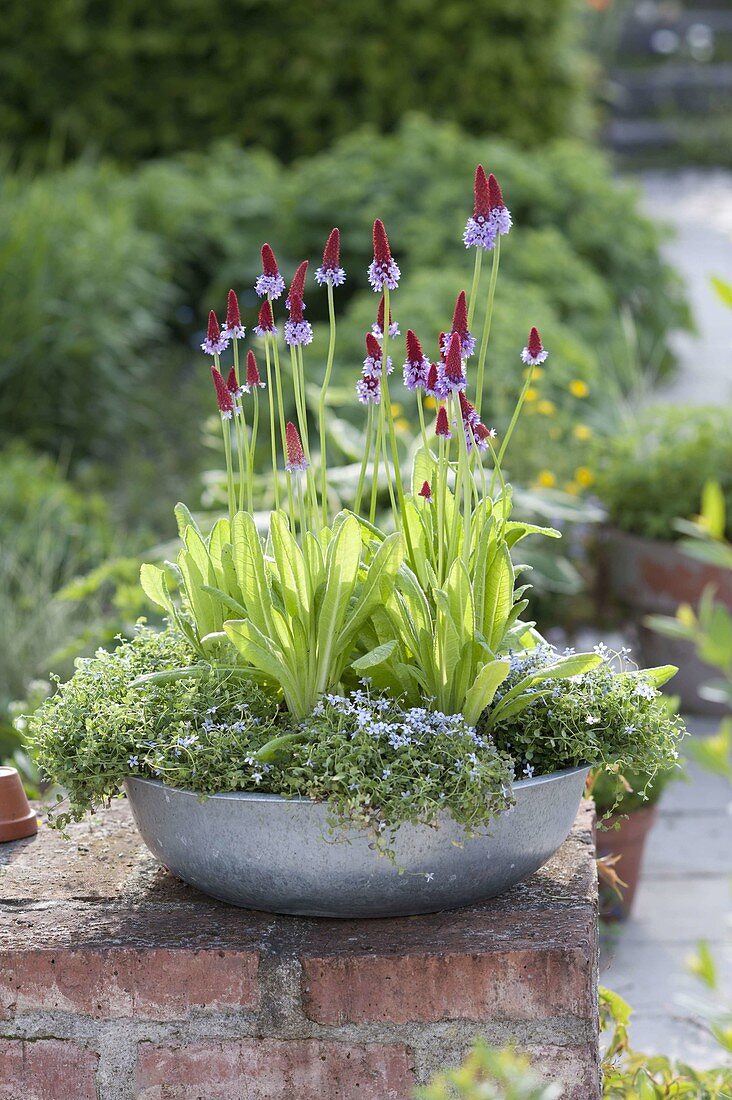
445,332,464,384
285,421,307,470
288,260,309,303
261,243,280,277
246,351,261,387
376,294,394,333
474,164,490,218
226,367,238,394
435,406,451,438
322,228,340,268
451,291,469,335
406,330,424,362
211,366,233,414
258,300,274,330
207,310,221,343
288,295,305,323
438,331,448,361
488,173,505,210
418,480,432,502
366,332,382,360
528,326,542,358
226,290,241,330
426,362,439,392
372,219,392,264
476,423,495,443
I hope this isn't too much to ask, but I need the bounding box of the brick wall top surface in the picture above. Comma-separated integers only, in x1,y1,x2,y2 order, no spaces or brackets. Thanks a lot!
1,800,596,960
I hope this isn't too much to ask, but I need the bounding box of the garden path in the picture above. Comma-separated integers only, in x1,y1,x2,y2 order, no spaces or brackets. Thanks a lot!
639,169,732,405
592,173,732,1066
601,715,732,1068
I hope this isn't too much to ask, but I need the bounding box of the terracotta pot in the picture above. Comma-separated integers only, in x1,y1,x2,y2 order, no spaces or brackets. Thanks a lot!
598,527,732,715
0,766,38,843
595,805,657,920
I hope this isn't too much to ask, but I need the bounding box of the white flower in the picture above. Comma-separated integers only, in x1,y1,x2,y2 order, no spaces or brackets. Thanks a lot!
585,715,600,726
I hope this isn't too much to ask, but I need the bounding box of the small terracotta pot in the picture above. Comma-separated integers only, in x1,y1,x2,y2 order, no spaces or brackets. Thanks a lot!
0,766,38,843
596,805,657,921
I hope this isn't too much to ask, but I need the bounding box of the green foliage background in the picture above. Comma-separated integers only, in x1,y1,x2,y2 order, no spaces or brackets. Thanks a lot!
0,0,587,165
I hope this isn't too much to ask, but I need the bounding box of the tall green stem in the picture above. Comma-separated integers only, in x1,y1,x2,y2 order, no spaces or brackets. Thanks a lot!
354,404,374,515
269,324,294,520
232,340,250,513
264,338,280,510
474,239,501,418
380,287,414,563
467,249,483,330
318,283,337,526
221,416,235,522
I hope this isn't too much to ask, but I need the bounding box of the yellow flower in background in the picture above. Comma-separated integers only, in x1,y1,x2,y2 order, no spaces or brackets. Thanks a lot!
569,379,589,398
394,418,409,432
537,399,556,416
573,423,592,441
524,367,544,381
564,481,580,496
536,470,556,488
575,466,594,487
424,395,437,410
391,402,403,417
524,387,539,402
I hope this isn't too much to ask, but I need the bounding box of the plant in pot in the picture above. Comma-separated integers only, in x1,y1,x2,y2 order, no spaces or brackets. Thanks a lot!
30,168,685,917
589,762,679,921
593,406,732,714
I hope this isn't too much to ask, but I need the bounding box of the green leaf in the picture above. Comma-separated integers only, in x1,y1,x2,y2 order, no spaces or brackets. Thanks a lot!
351,640,398,672
140,563,173,613
463,659,511,726
174,502,202,539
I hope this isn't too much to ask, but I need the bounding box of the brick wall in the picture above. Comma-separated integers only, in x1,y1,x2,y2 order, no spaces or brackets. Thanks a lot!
0,801,600,1099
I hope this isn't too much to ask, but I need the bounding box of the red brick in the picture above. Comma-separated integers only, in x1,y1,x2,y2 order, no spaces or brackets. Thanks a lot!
302,944,593,1025
0,1039,98,1100
0,947,258,1021
135,1039,414,1100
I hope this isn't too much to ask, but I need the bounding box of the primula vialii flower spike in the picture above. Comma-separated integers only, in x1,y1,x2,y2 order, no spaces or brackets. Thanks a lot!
284,295,314,347
226,367,239,395
315,228,346,287
372,294,400,340
441,291,476,359
224,290,245,339
425,362,446,400
443,332,467,394
521,326,548,366
357,332,391,404
286,260,309,307
211,366,234,419
254,300,277,337
285,421,308,473
246,350,265,389
435,405,451,438
368,219,400,292
418,480,433,503
459,392,490,452
403,330,430,391
488,173,512,237
255,244,286,299
463,164,498,251
201,310,229,356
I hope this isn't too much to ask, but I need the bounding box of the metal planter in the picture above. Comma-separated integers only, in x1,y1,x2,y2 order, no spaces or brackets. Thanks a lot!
125,765,589,918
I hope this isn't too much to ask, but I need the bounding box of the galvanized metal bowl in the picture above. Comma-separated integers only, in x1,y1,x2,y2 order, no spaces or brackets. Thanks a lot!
124,765,589,918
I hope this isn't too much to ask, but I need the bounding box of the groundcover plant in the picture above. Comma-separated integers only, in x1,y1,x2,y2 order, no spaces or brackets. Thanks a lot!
32,166,684,843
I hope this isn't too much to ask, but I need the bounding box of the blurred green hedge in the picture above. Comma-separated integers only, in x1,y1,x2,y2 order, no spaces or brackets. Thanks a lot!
0,117,689,469
0,0,587,165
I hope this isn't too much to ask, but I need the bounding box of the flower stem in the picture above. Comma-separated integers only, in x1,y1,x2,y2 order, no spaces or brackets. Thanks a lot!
250,388,259,512
232,340,250,513
467,248,483,330
354,403,374,515
221,416,235,522
318,282,337,526
369,412,383,525
496,362,535,470
380,286,414,563
264,337,280,510
269,323,295,519
474,238,501,418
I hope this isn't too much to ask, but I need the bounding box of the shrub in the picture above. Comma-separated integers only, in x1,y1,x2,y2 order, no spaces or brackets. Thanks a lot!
593,405,732,542
0,445,116,759
0,164,177,458
0,0,588,165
